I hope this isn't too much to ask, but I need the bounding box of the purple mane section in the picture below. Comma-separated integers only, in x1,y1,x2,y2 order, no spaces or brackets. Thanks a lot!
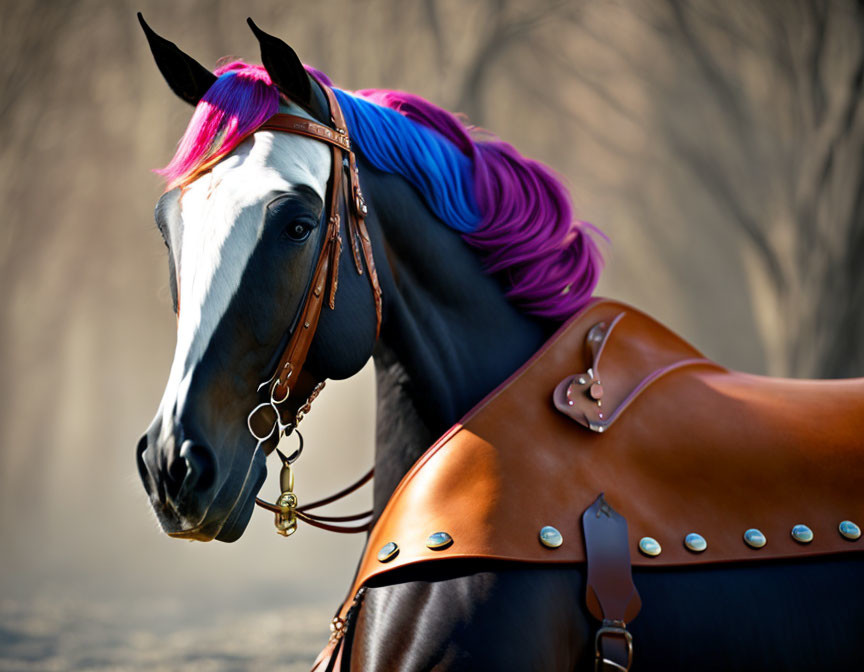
158,61,604,321
344,87,604,320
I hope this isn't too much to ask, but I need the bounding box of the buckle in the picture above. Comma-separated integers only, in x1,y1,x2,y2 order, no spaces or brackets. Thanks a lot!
594,621,633,672
329,616,346,642
354,187,368,217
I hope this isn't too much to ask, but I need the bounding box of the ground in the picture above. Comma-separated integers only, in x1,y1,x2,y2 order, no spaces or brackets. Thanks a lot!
0,596,328,671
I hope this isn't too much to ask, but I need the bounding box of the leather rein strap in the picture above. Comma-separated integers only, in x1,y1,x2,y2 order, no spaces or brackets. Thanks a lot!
246,83,382,533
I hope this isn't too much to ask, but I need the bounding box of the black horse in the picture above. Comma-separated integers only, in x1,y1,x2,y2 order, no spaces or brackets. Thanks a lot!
134,17,863,671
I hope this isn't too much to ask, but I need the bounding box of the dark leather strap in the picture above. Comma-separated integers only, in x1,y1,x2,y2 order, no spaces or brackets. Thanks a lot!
582,494,641,672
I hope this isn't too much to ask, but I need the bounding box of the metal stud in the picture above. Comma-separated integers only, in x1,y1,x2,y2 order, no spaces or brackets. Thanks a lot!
790,524,813,544
684,532,707,553
839,520,862,541
377,541,399,563
539,526,563,549
743,528,767,549
426,531,453,550
638,537,662,557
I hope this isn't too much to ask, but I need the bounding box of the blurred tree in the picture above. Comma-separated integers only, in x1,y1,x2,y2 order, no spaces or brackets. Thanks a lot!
423,0,571,121
655,0,864,378
515,0,864,378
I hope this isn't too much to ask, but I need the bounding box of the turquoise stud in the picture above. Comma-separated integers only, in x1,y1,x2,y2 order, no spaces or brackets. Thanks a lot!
790,524,813,544
539,526,563,549
377,541,399,562
743,528,767,549
684,532,707,553
839,520,861,541
638,537,662,557
426,531,453,550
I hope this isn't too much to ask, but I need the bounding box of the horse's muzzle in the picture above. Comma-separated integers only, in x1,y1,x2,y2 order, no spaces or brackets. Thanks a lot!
136,428,219,535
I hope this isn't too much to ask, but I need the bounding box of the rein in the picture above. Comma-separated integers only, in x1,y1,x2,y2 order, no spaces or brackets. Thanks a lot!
243,82,382,537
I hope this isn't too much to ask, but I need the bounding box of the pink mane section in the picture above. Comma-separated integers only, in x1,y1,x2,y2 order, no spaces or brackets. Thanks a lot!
156,62,279,188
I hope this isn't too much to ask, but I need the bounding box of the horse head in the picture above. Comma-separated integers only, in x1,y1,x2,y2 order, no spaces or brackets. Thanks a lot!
136,14,602,544
135,16,379,542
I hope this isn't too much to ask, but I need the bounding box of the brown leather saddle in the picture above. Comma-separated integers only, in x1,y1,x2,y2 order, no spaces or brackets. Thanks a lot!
315,298,864,670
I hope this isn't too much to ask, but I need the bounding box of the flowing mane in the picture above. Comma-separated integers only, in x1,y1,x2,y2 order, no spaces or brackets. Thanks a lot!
158,61,603,320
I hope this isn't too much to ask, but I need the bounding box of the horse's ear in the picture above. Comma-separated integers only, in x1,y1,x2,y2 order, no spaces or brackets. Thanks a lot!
247,18,312,108
138,13,216,106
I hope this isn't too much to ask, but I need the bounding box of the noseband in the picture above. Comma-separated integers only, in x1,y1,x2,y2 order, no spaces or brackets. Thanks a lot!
243,82,382,536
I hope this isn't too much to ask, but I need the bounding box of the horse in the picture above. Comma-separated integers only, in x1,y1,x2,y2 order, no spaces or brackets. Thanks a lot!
134,16,864,671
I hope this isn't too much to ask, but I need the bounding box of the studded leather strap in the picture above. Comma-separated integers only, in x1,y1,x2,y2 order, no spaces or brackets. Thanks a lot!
258,115,352,150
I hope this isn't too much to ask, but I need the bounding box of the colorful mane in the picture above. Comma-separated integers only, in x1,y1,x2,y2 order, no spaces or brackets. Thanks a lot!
158,61,604,320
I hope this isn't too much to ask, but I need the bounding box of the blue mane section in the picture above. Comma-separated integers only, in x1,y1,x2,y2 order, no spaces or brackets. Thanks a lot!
333,89,481,234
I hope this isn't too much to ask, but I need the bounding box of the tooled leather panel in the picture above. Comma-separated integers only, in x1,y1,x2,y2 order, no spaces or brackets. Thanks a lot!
551,310,724,432
333,298,864,623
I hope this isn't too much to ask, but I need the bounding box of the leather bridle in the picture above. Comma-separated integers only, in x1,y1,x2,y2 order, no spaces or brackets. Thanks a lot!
241,81,382,536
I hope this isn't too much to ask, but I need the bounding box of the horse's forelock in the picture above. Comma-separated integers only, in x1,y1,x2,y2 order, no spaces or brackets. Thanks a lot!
156,61,280,190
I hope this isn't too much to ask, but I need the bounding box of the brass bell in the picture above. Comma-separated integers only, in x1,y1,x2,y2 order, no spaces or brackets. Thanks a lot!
274,458,298,537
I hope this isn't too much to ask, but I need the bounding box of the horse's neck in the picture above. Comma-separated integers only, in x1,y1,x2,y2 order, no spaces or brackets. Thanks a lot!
363,162,551,513
371,341,439,513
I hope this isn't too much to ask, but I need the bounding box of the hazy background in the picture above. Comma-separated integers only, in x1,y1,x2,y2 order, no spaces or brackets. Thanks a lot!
2,0,861,669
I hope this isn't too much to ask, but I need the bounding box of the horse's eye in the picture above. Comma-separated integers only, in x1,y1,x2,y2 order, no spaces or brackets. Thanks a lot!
283,220,312,242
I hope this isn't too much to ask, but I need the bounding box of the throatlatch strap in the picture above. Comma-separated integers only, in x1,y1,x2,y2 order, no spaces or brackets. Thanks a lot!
582,494,641,672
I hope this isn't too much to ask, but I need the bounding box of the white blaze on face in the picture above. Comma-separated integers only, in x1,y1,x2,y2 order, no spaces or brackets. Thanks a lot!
156,106,331,439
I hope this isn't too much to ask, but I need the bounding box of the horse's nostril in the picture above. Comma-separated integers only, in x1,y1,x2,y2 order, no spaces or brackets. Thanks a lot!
164,453,187,501
136,434,158,499
136,435,149,484
166,455,188,495
177,441,217,493
187,443,216,491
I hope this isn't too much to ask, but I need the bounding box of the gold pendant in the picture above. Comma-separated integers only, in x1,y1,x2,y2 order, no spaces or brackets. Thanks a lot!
274,452,298,536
